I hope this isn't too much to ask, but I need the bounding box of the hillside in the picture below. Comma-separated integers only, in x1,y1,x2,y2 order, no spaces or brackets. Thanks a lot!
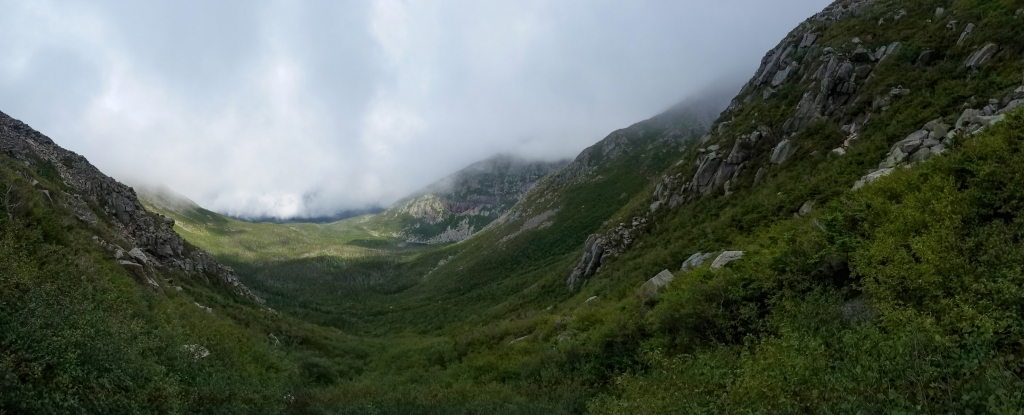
379,154,570,244
8,0,1024,413
0,110,373,413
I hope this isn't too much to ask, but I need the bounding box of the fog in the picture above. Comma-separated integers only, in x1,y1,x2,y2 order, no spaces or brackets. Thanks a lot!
0,0,831,219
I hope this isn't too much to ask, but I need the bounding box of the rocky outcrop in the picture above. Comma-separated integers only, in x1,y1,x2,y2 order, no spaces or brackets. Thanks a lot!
711,251,745,269
853,82,1022,190
0,110,263,304
637,269,675,303
386,154,569,244
965,43,999,68
567,216,649,290
680,252,713,272
770,139,799,164
569,0,1022,292
644,1,1023,209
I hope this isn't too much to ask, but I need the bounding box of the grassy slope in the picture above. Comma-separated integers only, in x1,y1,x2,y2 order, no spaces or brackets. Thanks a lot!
382,0,1024,412
295,0,1024,412
137,191,444,333
0,156,388,413
18,0,1024,413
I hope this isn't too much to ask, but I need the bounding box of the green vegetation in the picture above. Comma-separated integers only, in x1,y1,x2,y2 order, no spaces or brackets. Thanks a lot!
7,0,1024,413
0,163,291,414
591,111,1024,413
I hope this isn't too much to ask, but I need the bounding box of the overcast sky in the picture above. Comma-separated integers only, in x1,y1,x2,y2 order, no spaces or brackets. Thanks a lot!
0,0,830,219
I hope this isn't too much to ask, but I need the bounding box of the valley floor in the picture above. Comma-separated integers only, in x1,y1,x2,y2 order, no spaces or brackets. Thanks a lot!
9,1,1024,413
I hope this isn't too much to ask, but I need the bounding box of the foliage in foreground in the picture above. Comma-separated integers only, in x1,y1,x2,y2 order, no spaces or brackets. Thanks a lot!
589,112,1024,414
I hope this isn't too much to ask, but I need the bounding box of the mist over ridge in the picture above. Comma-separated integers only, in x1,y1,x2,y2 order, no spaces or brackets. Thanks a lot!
0,0,832,220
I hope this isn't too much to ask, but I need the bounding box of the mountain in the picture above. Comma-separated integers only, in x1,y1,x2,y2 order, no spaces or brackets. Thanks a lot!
0,113,262,303
380,154,571,244
0,110,324,413
10,0,1024,413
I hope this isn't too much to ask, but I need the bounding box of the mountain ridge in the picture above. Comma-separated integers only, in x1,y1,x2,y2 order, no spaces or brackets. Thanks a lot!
10,0,1024,412
0,110,264,304
381,153,571,244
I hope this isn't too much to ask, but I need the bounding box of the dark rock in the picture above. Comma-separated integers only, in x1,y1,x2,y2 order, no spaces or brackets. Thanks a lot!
836,61,854,80
693,155,722,189
772,62,798,87
754,167,767,185
916,50,938,66
568,235,606,290
851,45,873,62
956,109,983,129
853,64,872,80
1000,99,1024,114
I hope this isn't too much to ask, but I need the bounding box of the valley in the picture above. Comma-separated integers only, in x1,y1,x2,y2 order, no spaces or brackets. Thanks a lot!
5,0,1024,413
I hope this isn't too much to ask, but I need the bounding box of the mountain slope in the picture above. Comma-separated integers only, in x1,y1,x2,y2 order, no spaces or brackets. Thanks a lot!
402,0,1024,412
361,89,728,331
12,0,1024,412
272,0,1024,411
380,154,570,244
0,110,303,412
0,113,262,304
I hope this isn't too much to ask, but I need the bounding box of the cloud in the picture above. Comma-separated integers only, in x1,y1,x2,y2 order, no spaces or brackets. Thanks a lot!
0,0,832,219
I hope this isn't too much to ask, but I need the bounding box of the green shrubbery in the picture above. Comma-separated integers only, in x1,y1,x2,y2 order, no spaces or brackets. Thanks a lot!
9,1,1024,413
588,112,1024,413
0,163,307,413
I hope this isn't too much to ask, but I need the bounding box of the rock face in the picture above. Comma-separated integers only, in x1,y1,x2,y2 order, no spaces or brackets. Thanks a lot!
853,88,1020,191
711,251,745,269
965,43,998,68
680,252,713,272
0,110,263,304
568,0,1024,292
384,154,569,244
770,140,799,164
637,269,675,303
541,95,725,291
567,216,649,290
